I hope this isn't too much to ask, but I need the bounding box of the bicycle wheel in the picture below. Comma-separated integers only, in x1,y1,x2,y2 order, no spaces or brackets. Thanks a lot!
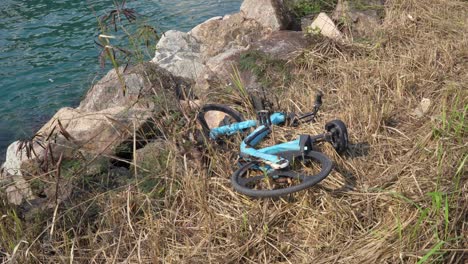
197,104,244,138
325,120,348,154
231,151,333,198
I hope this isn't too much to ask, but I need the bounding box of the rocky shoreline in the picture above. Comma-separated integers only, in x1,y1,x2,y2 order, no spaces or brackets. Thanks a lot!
1,0,382,206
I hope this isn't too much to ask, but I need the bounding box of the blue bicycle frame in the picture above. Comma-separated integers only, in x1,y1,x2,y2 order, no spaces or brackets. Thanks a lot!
209,112,307,170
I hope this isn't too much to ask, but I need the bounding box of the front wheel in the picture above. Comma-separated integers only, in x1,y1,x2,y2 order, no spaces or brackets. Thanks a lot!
325,120,348,154
231,151,333,198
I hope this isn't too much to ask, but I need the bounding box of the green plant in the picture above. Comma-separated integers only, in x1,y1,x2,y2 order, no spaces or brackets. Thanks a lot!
229,64,253,111
30,178,46,197
417,240,445,264
290,0,338,18
61,159,83,178
94,0,160,95
0,209,23,253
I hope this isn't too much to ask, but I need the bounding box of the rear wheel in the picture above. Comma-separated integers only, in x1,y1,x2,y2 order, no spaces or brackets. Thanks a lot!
231,151,333,198
197,104,245,145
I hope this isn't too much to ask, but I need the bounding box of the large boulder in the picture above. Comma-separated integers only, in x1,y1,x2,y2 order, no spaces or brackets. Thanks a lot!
151,30,206,80
240,0,292,30
152,12,268,83
202,30,309,74
1,141,37,205
1,141,32,176
79,62,192,112
133,139,170,171
3,175,35,206
153,11,269,81
152,13,272,98
190,13,267,59
188,16,223,42
36,107,150,157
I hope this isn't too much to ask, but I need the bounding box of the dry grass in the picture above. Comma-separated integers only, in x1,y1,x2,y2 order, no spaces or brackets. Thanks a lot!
1,0,467,263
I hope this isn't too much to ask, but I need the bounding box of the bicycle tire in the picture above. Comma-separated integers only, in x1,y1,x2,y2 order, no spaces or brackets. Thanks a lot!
197,104,244,138
325,120,348,153
231,151,333,198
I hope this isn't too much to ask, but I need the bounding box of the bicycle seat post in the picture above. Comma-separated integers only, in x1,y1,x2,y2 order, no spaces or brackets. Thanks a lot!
257,109,275,144
257,110,272,127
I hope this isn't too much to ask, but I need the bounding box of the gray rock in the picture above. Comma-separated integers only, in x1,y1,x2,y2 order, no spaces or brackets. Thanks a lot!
308,13,344,41
79,62,191,112
151,30,206,80
332,0,384,39
79,70,146,112
2,141,25,176
152,13,270,98
133,139,171,171
3,174,35,205
40,63,193,157
36,107,150,157
1,141,42,177
189,16,223,37
241,0,292,30
1,140,43,205
190,13,266,59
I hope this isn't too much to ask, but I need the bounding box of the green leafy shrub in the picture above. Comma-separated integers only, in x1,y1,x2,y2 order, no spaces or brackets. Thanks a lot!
291,0,338,18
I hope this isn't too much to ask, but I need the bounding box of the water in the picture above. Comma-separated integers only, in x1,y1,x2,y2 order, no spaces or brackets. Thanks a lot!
0,0,242,161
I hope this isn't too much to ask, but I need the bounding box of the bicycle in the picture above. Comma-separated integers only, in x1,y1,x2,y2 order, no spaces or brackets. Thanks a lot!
197,93,349,198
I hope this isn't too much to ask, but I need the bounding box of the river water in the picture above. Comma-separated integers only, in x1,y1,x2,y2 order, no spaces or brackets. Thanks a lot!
0,0,242,161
